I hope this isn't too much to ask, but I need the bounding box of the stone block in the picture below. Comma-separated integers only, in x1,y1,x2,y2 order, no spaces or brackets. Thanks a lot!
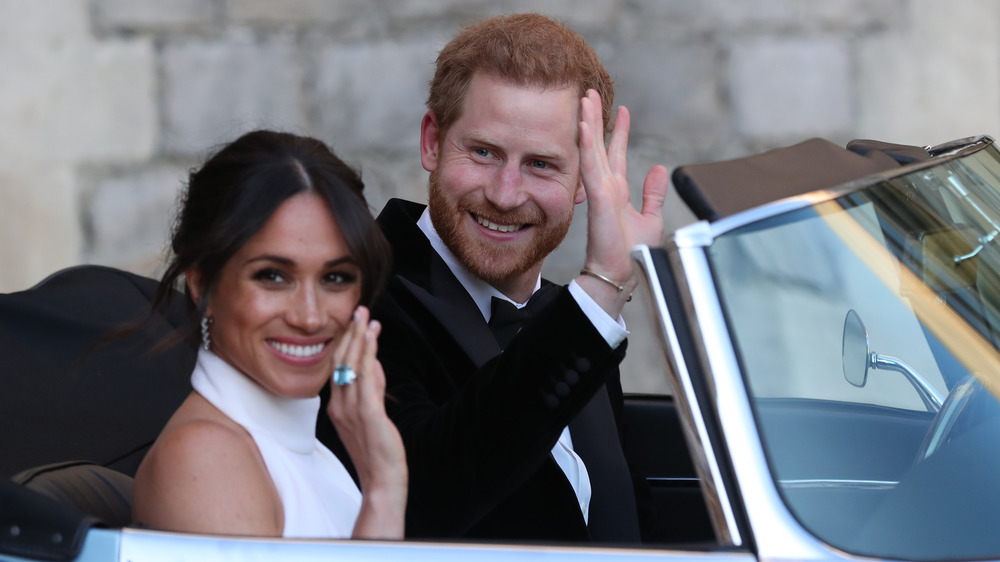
82,165,187,277
616,0,709,38
381,0,490,20
803,0,903,30
611,41,725,152
496,0,623,31
0,167,81,292
632,0,794,32
628,0,899,37
313,39,437,153
730,36,852,141
857,0,1000,145
0,0,81,167
162,31,308,156
382,1,620,33
226,0,363,25
0,0,156,166
74,40,159,162
92,0,217,32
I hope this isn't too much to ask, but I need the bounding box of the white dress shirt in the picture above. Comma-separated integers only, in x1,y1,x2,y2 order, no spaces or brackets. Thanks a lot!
416,210,628,522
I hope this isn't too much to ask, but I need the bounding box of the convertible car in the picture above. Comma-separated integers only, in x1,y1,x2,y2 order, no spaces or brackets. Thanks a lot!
4,134,1000,561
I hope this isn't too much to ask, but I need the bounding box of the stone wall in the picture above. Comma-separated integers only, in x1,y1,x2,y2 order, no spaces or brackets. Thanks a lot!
2,0,998,392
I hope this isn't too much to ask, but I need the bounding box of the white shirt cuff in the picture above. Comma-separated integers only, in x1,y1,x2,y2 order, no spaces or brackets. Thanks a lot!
567,280,627,349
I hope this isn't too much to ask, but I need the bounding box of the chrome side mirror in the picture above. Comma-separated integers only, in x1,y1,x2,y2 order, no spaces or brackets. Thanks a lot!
842,309,870,387
841,309,943,412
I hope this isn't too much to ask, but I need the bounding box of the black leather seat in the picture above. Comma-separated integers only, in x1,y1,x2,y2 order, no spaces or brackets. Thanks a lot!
13,461,133,527
0,265,195,480
1,265,198,531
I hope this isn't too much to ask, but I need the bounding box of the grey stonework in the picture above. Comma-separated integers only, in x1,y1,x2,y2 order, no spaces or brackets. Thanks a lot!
2,0,999,392
161,30,310,155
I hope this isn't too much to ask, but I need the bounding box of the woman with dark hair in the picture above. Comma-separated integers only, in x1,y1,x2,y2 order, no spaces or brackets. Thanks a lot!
132,130,406,539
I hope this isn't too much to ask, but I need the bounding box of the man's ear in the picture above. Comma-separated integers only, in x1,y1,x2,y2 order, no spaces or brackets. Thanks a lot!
574,178,587,204
185,269,208,313
420,110,441,173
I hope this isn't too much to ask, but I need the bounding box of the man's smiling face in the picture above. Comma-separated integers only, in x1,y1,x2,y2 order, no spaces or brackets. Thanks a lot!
421,72,585,297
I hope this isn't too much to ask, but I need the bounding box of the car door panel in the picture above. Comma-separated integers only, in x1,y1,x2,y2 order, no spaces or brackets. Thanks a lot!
622,395,714,544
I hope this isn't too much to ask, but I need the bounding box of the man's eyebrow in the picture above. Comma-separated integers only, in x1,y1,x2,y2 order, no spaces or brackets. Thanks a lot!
462,130,500,147
530,150,566,162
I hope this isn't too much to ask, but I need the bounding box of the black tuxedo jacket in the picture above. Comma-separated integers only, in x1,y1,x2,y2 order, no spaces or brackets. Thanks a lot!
320,199,641,542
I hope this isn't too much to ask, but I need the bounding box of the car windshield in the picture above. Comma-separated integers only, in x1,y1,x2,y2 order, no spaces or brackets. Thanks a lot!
709,141,1000,560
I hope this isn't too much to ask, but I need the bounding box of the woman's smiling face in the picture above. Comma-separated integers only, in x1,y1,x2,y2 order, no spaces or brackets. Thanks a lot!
199,192,361,398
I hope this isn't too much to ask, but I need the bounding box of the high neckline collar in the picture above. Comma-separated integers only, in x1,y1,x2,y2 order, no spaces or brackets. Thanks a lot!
191,350,320,454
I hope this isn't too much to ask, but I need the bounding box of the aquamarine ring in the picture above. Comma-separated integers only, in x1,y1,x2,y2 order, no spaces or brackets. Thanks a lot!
333,364,357,386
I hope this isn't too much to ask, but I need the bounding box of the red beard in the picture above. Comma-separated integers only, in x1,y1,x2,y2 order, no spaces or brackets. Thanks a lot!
427,169,572,287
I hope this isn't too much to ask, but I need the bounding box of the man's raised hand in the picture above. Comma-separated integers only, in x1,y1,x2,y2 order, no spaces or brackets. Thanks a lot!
576,89,668,317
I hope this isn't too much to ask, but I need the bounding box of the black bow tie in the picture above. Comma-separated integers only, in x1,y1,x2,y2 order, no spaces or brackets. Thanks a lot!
489,297,529,350
487,285,556,350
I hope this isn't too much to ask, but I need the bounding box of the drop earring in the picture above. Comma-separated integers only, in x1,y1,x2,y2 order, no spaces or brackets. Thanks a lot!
201,316,213,351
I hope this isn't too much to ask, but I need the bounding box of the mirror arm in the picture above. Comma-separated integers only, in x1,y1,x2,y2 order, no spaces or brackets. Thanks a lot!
954,229,998,264
872,354,945,412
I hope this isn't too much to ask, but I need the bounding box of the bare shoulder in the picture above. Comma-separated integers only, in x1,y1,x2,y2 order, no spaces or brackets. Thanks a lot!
133,393,283,536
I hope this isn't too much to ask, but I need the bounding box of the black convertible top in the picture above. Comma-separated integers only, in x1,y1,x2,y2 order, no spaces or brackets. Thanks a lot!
672,138,932,221
0,265,195,479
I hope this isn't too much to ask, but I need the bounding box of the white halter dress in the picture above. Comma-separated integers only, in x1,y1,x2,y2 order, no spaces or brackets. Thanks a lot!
190,350,362,538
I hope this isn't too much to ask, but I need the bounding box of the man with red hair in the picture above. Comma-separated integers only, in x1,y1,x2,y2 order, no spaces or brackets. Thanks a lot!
321,13,668,543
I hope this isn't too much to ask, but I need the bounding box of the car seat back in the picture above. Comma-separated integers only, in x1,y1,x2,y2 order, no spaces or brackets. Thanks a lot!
13,460,133,528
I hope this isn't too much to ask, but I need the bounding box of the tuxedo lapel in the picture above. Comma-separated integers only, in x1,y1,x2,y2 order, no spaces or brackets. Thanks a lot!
397,272,499,369
378,199,500,369
569,386,641,542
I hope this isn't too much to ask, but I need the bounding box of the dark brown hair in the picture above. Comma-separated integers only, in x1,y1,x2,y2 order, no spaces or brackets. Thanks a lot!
155,130,391,345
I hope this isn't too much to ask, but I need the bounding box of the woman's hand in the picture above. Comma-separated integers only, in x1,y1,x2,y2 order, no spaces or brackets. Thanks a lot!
327,305,408,539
